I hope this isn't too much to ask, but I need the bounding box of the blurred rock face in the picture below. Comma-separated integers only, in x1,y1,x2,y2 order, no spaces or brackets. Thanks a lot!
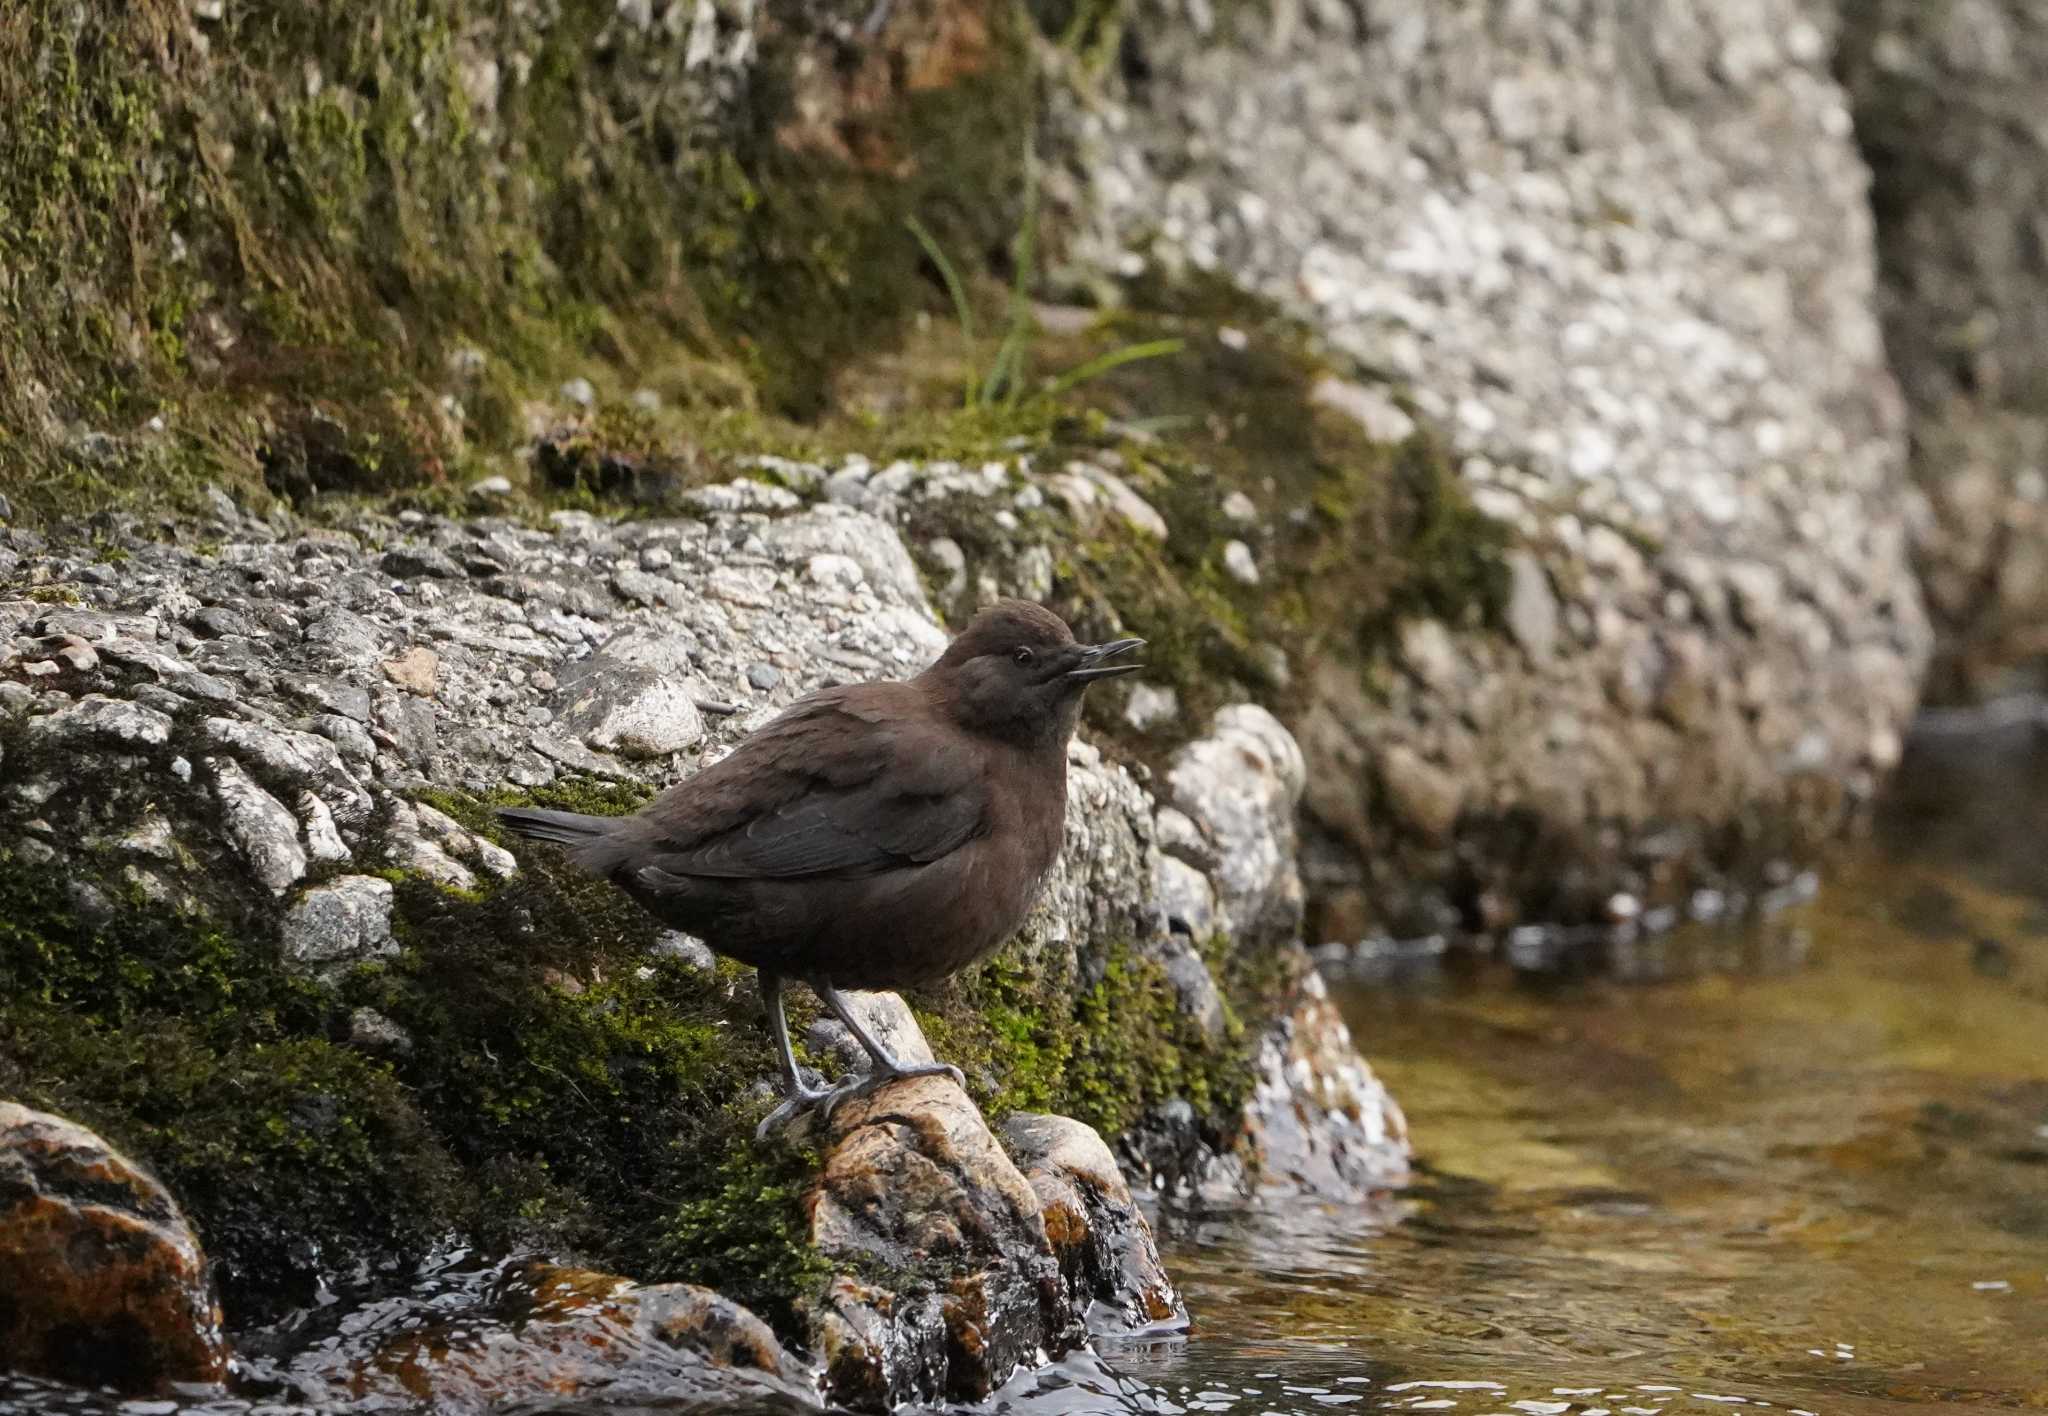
1054,0,1932,927
1837,0,2048,701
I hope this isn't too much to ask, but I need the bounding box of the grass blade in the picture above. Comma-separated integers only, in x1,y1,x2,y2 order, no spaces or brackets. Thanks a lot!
905,214,980,406
1041,337,1184,400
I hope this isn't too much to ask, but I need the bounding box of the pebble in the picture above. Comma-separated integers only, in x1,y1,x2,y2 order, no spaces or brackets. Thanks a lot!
1222,539,1260,585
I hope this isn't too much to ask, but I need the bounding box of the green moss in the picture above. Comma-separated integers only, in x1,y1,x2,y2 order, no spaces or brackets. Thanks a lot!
0,851,465,1320
841,296,1512,764
0,723,835,1335
0,0,1038,526
914,937,1254,1144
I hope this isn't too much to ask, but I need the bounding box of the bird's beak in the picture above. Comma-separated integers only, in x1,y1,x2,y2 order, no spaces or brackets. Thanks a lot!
1065,637,1146,682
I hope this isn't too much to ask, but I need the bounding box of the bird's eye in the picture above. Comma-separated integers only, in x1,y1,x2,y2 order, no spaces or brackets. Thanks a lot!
1013,646,1034,665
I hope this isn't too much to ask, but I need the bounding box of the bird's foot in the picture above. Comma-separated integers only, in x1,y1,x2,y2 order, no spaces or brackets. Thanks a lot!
815,1060,968,1125
755,1080,854,1140
876,1059,968,1090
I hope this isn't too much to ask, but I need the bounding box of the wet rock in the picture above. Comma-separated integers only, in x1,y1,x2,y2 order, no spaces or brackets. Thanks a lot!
0,1103,229,1393
807,1074,1073,1409
1001,1113,1184,1336
1237,972,1410,1199
275,1261,815,1410
210,756,308,894
280,875,396,970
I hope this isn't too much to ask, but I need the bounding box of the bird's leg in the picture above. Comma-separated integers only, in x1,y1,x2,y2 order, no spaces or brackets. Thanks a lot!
816,983,968,1091
754,971,842,1139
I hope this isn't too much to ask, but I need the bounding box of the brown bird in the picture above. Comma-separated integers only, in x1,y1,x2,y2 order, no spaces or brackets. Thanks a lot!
497,600,1144,1135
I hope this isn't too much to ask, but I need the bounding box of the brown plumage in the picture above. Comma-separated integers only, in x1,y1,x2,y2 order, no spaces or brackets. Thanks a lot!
497,599,1143,1134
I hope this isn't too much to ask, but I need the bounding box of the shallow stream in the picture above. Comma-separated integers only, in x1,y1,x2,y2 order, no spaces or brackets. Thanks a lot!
986,728,2048,1415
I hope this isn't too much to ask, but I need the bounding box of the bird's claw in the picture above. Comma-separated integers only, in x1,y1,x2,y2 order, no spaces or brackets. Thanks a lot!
759,1061,970,1138
886,1060,967,1090
814,1060,968,1124
755,1083,841,1140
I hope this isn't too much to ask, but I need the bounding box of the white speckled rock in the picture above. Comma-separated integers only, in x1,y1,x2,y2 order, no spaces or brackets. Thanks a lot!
28,695,173,749
209,756,307,894
1054,0,1932,928
281,876,397,970
1166,705,1308,943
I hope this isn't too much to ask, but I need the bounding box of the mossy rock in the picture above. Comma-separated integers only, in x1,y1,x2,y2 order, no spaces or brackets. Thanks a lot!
0,0,1036,525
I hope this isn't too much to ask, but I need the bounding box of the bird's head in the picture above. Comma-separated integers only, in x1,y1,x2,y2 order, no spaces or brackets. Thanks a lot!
926,599,1144,748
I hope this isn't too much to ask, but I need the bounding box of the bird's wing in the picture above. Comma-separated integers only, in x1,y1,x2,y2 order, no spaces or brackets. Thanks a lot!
629,686,990,881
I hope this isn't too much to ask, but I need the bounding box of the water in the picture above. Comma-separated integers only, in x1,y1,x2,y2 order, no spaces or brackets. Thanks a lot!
10,730,2048,1414
984,729,2048,1414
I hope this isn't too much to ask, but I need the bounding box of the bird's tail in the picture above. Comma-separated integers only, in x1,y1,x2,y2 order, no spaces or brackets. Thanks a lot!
495,806,617,848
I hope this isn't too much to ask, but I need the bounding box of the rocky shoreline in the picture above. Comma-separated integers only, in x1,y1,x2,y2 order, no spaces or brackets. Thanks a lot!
0,484,1405,1407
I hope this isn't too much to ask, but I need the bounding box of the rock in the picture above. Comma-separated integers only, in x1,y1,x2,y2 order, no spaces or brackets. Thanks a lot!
553,657,705,758
387,831,478,891
1838,4,2048,700
210,756,308,894
1309,376,1416,443
1166,705,1307,942
0,494,1417,1402
1221,538,1260,585
1236,972,1410,1199
273,1261,815,1410
1377,744,1462,845
1059,0,1931,923
651,931,716,970
924,536,968,602
1503,550,1559,664
27,694,173,749
297,790,350,863
202,716,366,814
0,1103,229,1393
379,545,465,580
803,989,936,1076
280,875,396,969
348,1007,412,1053
382,645,441,696
1121,681,1180,732
611,566,670,607
807,1075,1073,1409
1001,1113,1184,1336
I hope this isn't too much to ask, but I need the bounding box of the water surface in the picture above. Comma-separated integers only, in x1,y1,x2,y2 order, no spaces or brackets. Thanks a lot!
985,732,2048,1415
